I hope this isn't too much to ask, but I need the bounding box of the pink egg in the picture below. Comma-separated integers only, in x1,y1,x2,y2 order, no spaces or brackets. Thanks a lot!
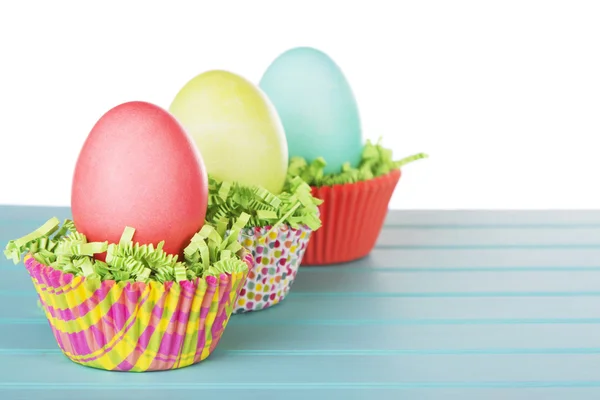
71,101,208,258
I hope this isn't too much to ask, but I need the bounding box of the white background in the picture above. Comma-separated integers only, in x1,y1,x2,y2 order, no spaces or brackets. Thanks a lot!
1,0,599,209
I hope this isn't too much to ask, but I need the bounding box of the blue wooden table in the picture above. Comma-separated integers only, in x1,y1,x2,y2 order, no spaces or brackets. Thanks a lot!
1,206,600,399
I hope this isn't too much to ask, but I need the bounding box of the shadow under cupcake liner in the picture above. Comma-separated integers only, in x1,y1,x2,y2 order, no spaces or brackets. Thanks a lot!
233,224,312,313
24,251,254,372
301,169,401,266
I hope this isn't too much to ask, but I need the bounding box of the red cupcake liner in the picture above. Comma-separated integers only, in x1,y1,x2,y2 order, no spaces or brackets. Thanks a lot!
301,169,401,265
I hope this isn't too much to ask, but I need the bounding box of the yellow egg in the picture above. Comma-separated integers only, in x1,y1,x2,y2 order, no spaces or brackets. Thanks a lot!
169,70,288,193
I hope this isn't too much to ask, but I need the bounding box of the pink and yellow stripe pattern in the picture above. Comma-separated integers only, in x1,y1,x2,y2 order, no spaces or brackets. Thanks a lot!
24,253,253,372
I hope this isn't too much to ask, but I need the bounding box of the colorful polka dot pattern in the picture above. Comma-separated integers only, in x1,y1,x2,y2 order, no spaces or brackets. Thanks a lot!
233,224,312,313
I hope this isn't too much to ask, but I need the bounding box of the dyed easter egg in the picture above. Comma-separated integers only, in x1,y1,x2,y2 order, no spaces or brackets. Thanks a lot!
169,70,288,194
259,47,363,175
71,101,209,257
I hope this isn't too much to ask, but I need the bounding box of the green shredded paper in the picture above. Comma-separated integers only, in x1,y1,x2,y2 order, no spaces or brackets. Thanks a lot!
287,139,428,187
206,175,323,232
3,213,252,284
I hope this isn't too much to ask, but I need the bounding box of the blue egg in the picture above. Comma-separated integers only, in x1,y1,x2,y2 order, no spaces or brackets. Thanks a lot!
259,47,363,175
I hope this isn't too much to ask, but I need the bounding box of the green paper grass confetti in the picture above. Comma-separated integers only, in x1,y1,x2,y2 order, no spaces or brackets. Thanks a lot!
287,138,428,188
206,175,323,232
4,214,252,284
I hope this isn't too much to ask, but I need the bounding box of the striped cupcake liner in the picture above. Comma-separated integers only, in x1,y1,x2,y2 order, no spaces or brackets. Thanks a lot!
24,251,253,372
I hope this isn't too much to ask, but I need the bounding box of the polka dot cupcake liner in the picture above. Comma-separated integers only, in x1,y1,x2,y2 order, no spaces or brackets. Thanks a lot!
233,224,312,313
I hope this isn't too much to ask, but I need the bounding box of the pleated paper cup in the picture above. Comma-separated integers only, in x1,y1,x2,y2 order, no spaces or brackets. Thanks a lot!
24,251,254,372
233,224,312,313
302,169,401,265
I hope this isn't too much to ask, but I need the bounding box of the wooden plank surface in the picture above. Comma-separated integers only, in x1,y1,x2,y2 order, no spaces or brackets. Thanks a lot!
1,206,600,399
